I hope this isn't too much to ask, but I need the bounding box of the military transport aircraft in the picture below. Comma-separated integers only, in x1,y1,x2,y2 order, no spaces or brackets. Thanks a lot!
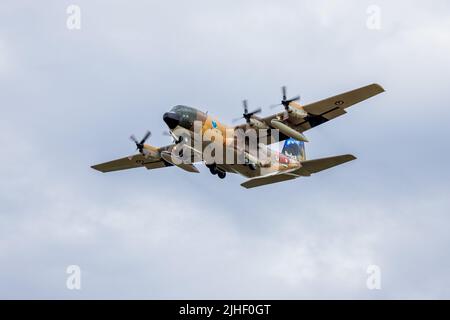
91,83,384,188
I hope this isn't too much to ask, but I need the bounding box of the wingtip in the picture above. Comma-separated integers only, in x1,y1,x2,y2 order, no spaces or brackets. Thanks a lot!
240,181,254,189
90,165,105,173
372,83,385,93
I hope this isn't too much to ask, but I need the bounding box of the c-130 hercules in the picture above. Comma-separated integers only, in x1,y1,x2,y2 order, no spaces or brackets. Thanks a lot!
91,84,384,188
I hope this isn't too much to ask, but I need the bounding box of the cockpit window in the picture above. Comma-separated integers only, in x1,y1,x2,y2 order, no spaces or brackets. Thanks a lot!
171,105,184,112
171,105,194,113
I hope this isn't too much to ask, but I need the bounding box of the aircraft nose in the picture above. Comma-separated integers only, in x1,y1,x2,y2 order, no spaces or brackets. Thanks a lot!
163,112,180,129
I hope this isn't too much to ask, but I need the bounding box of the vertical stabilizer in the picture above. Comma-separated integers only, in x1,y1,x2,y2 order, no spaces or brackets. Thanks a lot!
281,138,306,161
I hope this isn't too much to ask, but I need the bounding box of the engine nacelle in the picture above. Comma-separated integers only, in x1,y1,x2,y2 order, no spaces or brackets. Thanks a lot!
286,106,308,122
248,117,270,130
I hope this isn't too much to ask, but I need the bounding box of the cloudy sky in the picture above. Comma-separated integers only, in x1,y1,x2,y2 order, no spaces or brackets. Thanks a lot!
1,0,450,299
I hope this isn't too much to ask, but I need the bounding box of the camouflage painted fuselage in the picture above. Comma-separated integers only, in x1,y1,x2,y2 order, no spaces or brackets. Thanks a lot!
160,105,300,178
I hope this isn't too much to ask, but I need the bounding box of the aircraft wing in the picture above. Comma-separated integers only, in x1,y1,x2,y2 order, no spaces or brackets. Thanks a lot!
240,169,300,189
298,83,385,129
240,83,384,144
240,154,356,188
91,154,172,173
297,154,356,175
91,139,204,173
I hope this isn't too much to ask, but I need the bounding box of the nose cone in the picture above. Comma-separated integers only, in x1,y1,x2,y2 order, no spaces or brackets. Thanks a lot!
163,112,180,129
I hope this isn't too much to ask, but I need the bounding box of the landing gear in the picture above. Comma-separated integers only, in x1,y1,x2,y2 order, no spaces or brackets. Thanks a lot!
207,164,226,179
208,164,218,175
244,159,257,171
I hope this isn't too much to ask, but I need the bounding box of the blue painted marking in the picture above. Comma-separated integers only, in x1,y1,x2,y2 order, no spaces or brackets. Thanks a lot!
212,120,217,128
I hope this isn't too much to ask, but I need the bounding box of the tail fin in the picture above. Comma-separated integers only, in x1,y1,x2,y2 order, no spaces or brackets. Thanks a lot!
281,138,306,161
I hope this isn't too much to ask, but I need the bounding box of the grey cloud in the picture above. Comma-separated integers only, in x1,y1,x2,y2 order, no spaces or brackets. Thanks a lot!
1,0,450,299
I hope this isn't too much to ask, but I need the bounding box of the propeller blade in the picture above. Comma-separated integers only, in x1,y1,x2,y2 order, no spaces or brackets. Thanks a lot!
140,130,151,144
286,95,300,103
247,107,262,116
233,99,261,124
282,86,287,100
130,131,151,154
232,116,244,123
270,103,282,109
243,100,248,114
163,130,183,143
130,134,138,144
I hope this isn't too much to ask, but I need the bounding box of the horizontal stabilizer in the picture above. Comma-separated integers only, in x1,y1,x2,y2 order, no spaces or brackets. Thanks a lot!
240,169,299,189
299,154,356,175
241,154,356,189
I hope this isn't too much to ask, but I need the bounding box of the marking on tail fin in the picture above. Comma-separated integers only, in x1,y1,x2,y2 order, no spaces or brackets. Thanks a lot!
282,138,306,161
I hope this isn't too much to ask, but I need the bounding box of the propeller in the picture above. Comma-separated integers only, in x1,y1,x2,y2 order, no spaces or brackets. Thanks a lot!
163,130,183,143
232,100,262,124
130,130,151,154
270,86,301,120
